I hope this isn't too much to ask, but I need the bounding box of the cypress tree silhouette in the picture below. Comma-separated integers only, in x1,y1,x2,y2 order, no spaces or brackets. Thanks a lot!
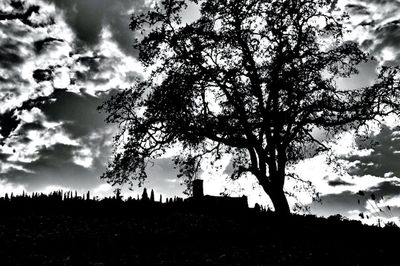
150,189,155,202
141,188,149,201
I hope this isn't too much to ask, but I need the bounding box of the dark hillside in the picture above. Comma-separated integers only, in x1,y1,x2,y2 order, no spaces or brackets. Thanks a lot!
0,193,398,265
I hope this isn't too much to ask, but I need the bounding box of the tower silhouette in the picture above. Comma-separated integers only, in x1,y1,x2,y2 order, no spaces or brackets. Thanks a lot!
193,179,204,198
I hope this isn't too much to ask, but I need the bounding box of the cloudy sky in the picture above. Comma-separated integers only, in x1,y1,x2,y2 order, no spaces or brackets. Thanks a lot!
1,0,400,224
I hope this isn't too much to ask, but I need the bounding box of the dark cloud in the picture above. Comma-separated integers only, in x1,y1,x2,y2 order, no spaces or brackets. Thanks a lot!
0,39,26,69
10,0,24,10
69,52,142,87
0,88,185,194
311,185,400,220
361,39,374,49
32,68,54,83
73,72,108,86
0,22,31,39
18,122,46,133
0,89,116,190
310,177,400,218
0,93,57,143
0,110,19,145
349,0,400,64
328,178,353,187
360,0,400,5
0,89,107,145
0,153,11,162
77,55,107,70
40,89,108,139
1,143,108,190
0,73,29,87
0,1,58,87
370,181,400,198
358,20,375,27
19,94,55,111
0,1,54,28
374,20,400,53
345,4,370,15
45,0,148,55
0,3,39,23
72,55,111,85
33,37,64,54
344,125,400,178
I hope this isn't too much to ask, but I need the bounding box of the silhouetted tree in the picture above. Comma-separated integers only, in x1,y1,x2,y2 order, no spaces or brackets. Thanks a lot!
142,188,149,201
150,189,155,202
114,188,122,200
99,0,400,215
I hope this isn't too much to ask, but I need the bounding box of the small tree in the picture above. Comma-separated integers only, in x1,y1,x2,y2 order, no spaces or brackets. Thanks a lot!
100,0,400,215
141,188,149,201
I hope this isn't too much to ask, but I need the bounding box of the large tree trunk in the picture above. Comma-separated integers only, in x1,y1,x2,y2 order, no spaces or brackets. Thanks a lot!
268,188,290,215
258,174,291,215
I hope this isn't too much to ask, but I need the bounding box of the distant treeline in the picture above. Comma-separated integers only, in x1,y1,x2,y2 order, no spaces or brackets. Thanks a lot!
0,189,398,235
0,188,189,216
0,189,258,216
0,188,185,202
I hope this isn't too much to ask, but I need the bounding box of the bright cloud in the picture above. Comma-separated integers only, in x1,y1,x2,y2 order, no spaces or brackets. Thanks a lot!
0,179,26,197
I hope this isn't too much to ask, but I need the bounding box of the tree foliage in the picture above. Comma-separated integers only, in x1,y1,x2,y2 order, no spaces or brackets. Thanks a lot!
99,0,400,214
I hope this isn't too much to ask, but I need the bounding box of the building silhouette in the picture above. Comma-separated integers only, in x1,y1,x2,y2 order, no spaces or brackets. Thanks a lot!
186,179,248,211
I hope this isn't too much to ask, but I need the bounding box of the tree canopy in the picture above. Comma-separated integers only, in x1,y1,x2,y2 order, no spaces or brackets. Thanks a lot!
99,0,400,214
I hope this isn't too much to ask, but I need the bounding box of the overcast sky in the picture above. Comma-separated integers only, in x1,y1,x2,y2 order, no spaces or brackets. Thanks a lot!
1,0,400,224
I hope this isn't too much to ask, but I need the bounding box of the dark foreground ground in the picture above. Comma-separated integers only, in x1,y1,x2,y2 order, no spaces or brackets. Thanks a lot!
0,198,399,265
